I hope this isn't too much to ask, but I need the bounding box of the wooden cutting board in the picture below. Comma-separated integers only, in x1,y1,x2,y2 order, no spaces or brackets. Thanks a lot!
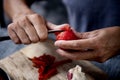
0,39,107,80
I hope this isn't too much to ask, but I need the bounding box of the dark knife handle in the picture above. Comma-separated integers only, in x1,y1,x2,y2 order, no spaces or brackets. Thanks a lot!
0,30,64,41
0,36,11,41
48,30,64,33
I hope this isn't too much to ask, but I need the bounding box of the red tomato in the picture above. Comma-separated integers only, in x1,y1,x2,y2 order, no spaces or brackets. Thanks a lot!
55,25,79,40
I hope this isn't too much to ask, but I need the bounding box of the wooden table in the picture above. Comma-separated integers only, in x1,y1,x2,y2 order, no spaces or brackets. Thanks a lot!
0,39,107,80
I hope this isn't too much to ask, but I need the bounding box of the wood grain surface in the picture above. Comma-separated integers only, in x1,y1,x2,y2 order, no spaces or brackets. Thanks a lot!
0,39,107,80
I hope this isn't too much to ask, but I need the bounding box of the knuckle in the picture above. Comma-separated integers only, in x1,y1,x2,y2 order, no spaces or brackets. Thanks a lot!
14,41,20,44
18,16,27,23
31,14,45,22
8,23,15,30
23,41,31,44
22,16,27,21
31,14,40,19
13,24,19,30
39,34,47,41
22,39,31,44
31,37,39,43
13,39,20,44
33,13,39,16
8,24,13,28
24,42,31,45
19,17,28,27
9,22,20,30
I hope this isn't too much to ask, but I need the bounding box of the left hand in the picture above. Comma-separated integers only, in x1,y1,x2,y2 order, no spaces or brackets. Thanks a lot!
54,27,120,62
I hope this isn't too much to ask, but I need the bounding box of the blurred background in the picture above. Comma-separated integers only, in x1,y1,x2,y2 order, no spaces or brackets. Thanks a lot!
1,1,120,80
0,0,68,59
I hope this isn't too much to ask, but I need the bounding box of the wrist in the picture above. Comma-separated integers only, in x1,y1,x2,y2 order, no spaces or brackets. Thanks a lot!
12,9,34,21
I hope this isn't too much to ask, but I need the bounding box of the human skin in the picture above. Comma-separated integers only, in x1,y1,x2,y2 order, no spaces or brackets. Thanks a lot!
55,26,120,62
4,0,54,44
4,0,120,62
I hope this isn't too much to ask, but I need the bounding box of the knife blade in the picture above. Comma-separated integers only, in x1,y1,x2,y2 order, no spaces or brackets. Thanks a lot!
48,29,64,33
0,30,64,41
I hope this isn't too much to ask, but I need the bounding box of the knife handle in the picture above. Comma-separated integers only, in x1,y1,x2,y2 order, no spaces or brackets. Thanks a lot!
0,36,11,41
48,30,64,33
0,30,64,41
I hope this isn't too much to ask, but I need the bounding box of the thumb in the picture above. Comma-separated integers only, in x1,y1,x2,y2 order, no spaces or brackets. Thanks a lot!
46,22,57,29
47,22,70,30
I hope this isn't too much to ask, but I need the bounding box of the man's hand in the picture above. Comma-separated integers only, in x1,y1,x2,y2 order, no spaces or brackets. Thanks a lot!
55,27,120,62
8,13,48,44
4,0,56,44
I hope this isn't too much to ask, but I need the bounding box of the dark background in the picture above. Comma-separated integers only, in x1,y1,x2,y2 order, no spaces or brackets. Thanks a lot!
0,0,5,27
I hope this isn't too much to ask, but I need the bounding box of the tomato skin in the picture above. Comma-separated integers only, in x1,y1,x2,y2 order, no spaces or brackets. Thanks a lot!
30,54,72,80
55,26,79,40
56,30,79,40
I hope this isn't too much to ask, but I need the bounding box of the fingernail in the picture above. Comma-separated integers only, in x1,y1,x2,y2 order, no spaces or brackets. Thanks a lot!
56,49,59,53
56,49,62,55
54,40,63,46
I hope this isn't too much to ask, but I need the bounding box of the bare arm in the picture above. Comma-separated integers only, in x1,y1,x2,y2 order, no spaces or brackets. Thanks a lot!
4,0,33,20
4,0,51,44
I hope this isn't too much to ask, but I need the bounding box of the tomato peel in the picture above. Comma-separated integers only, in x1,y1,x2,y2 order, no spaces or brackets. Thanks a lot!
55,25,79,40
29,54,72,80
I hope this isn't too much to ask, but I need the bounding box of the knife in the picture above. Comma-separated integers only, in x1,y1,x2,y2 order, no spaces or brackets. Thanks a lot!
0,30,64,41
0,68,11,80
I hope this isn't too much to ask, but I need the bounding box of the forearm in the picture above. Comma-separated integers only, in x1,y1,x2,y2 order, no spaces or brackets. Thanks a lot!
4,0,34,20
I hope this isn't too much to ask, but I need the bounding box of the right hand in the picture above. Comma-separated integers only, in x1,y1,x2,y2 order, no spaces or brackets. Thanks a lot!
54,27,120,62
8,13,48,44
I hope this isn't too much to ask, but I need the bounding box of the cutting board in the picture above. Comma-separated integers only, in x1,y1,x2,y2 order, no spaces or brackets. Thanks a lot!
0,39,107,80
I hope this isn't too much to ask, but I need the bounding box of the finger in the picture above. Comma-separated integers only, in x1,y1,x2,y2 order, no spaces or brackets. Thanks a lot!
56,49,96,60
54,39,95,50
47,22,70,30
8,23,21,44
46,22,57,29
13,22,31,44
75,30,99,39
28,14,47,41
19,17,40,43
